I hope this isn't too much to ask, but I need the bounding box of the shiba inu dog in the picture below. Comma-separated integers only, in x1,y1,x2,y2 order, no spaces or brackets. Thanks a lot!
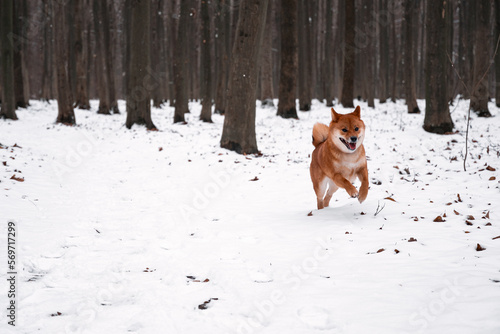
310,106,369,209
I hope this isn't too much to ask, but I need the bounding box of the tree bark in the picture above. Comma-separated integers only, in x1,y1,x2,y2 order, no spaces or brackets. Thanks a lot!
173,0,190,123
423,0,453,134
0,0,17,120
214,0,230,114
277,0,298,119
340,0,355,108
470,0,492,117
200,0,212,122
259,0,275,107
364,0,375,108
220,0,268,154
496,0,500,106
402,0,420,113
13,0,29,108
74,0,90,109
52,0,76,125
378,0,389,103
324,0,335,106
125,0,156,130
298,0,311,111
94,0,119,114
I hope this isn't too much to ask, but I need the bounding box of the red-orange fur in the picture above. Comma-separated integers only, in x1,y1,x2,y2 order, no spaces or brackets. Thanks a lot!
310,106,369,209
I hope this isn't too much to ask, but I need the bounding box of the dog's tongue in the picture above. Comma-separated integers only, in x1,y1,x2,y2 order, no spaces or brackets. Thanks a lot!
349,143,356,150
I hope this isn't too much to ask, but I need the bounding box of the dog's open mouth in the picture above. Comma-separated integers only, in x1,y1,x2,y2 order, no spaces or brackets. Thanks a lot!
339,137,356,151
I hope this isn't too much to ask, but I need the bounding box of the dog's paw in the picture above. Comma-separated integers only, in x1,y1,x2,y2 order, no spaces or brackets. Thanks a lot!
347,188,359,198
358,193,367,203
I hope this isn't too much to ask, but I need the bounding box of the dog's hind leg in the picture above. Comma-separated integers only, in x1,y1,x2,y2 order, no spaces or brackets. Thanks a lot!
314,177,329,210
323,178,338,207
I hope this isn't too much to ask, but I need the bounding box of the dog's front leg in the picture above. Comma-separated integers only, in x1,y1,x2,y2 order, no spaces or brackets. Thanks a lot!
332,174,359,198
357,167,369,203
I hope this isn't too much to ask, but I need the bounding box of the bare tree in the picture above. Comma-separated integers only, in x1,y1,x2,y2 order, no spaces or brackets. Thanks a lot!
298,0,312,111
470,0,492,117
125,0,156,130
423,0,453,134
74,0,90,109
0,0,17,120
94,0,119,114
173,0,190,123
496,0,500,106
402,0,420,113
277,0,298,119
259,0,275,107
340,0,355,108
52,0,76,125
220,0,269,154
13,0,29,108
199,0,212,122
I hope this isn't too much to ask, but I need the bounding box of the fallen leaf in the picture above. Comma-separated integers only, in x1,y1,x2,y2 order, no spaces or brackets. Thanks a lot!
490,176,496,181
50,312,62,317
249,176,259,181
453,210,460,215
465,220,473,226
467,215,475,220
457,194,462,202
377,248,385,253
384,197,396,202
476,243,486,251
158,147,163,151
10,175,24,182
307,211,313,216
408,237,417,242
483,211,490,219
13,143,22,148
486,165,496,171
2,161,6,166
433,216,444,222
394,249,400,254
493,236,500,240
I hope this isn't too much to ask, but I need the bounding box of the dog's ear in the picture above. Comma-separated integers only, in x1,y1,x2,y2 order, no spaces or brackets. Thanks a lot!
352,106,361,118
331,108,340,122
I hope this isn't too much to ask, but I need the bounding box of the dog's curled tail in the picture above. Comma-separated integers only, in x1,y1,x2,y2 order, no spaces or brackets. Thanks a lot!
312,123,329,147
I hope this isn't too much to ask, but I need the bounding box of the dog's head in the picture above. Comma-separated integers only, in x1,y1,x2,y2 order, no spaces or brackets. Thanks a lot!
329,106,365,153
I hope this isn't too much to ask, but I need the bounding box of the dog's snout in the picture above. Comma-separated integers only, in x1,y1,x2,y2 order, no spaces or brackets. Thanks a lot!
350,136,357,143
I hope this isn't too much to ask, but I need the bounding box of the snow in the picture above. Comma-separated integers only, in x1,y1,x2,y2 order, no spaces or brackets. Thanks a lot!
1,98,499,334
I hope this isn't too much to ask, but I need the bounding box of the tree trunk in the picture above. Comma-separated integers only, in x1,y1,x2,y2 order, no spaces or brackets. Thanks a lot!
259,0,275,107
214,0,230,114
496,0,500,106
340,0,355,108
298,0,312,111
94,0,119,115
74,0,90,109
200,0,212,122
173,0,190,123
0,0,17,120
470,0,492,117
423,0,453,134
402,0,420,113
324,0,335,106
364,0,375,108
220,0,268,154
378,0,389,103
277,0,298,119
13,0,29,108
51,0,75,125
125,0,156,130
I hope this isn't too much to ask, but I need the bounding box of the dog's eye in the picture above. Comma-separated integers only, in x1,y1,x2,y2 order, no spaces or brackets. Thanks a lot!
354,127,359,131
342,129,347,133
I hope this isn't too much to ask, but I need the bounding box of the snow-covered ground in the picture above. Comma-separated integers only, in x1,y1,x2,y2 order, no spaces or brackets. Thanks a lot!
1,98,499,334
